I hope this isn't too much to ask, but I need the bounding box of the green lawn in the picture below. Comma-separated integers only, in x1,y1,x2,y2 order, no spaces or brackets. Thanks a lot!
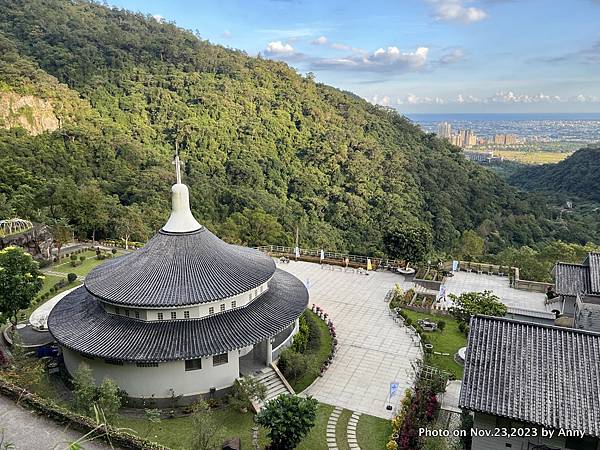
296,403,335,450
118,407,260,450
53,251,122,277
118,402,334,450
286,310,333,393
401,309,467,379
356,414,392,450
335,409,352,450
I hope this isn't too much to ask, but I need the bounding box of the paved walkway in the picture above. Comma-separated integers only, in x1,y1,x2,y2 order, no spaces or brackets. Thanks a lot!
326,407,342,450
281,261,422,419
442,271,549,313
347,412,361,450
0,396,111,450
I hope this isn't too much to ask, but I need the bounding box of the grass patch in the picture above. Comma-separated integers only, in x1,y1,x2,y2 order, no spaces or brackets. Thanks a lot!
285,310,333,393
296,403,334,450
401,309,467,379
356,414,392,450
53,253,121,277
117,408,259,450
118,402,334,450
335,409,352,450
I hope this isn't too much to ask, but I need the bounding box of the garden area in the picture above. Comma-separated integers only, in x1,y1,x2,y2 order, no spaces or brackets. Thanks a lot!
400,309,466,379
277,309,334,393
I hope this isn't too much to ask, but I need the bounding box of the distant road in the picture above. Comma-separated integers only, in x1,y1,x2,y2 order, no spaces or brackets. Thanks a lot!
0,396,113,450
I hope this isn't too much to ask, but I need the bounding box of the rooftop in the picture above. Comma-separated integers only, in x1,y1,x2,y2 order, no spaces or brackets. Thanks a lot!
85,228,276,307
459,315,600,437
553,252,600,297
49,269,307,362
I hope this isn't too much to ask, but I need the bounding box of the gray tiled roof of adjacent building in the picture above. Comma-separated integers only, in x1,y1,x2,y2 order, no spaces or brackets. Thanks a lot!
576,294,600,333
585,252,600,294
85,228,276,308
459,315,600,438
553,262,591,296
48,269,308,362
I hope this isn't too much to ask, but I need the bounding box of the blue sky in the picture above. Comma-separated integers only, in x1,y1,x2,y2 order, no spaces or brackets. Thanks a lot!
110,0,600,113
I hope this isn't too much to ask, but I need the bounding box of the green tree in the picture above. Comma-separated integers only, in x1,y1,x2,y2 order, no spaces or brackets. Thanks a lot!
72,363,96,416
256,394,318,450
189,401,226,450
228,377,267,413
51,221,73,260
384,223,433,264
97,378,122,423
449,291,507,325
0,247,43,327
76,182,115,242
457,230,485,260
113,204,148,250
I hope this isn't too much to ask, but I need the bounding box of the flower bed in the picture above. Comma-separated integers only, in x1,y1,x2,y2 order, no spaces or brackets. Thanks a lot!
311,304,338,376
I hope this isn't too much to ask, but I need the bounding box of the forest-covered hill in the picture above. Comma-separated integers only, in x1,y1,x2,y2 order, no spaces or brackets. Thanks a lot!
0,0,596,257
510,147,600,203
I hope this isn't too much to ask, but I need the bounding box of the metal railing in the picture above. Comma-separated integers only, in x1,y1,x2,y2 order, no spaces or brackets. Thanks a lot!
254,244,403,268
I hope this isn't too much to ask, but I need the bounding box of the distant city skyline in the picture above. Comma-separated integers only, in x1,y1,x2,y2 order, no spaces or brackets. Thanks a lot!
109,0,600,113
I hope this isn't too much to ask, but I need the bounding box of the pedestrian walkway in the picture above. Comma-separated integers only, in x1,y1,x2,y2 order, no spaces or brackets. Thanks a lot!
326,407,342,450
347,412,362,450
281,261,421,419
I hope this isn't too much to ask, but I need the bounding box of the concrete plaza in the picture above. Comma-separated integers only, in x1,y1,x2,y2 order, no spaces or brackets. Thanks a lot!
280,261,422,419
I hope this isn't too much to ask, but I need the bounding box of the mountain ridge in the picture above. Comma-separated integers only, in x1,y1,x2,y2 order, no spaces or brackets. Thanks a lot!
0,0,593,256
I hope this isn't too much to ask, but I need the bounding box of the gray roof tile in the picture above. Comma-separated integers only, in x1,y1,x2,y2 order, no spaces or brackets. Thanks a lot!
85,229,276,308
553,262,591,296
459,315,600,437
48,269,307,362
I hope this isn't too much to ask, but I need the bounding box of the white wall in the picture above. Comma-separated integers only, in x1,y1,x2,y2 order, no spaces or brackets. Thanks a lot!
102,280,270,321
62,347,240,399
472,413,599,450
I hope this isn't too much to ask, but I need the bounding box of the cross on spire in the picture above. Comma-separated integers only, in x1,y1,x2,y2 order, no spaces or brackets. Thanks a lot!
174,141,182,184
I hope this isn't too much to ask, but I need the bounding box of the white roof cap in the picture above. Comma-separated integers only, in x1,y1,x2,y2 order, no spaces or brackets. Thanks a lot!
162,183,202,233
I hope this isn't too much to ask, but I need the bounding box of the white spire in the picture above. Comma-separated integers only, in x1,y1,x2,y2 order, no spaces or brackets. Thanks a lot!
162,144,202,233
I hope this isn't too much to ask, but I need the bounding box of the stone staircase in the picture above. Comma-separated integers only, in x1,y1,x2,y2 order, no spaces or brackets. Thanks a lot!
253,365,293,410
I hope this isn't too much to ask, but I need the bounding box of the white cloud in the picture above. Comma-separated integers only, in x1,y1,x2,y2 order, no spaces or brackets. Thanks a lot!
439,48,465,65
152,14,164,23
265,41,296,55
312,36,328,45
221,30,232,38
314,46,429,73
377,91,600,106
427,0,488,24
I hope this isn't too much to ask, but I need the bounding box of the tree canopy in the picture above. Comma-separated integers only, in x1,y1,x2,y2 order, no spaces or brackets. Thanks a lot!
0,0,597,257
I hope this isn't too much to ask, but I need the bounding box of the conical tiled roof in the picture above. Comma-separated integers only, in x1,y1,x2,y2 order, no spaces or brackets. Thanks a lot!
85,228,276,307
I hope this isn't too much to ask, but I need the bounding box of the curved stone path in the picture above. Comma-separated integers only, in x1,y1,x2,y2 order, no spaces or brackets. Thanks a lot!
326,407,342,449
347,412,362,450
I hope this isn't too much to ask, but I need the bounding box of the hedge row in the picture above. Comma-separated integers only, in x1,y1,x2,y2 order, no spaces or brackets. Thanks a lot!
0,380,167,449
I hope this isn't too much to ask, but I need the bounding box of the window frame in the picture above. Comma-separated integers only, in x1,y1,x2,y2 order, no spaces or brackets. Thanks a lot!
213,353,229,366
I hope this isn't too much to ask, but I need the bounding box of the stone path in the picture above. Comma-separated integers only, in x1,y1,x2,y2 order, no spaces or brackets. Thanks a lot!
347,412,362,450
326,407,342,450
282,261,421,419
0,396,111,450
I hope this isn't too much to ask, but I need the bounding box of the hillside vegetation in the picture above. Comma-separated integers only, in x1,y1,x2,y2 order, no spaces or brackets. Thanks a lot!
0,0,596,257
510,147,600,203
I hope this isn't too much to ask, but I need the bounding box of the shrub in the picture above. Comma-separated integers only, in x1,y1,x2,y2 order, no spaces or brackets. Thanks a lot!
67,273,77,283
305,312,321,351
291,316,309,353
228,377,267,412
111,248,117,254
80,255,86,261
278,348,308,380
256,394,318,450
70,254,77,261
437,320,446,332
404,317,413,326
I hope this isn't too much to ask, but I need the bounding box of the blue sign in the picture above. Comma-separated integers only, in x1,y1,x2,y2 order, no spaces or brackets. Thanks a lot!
389,382,399,399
